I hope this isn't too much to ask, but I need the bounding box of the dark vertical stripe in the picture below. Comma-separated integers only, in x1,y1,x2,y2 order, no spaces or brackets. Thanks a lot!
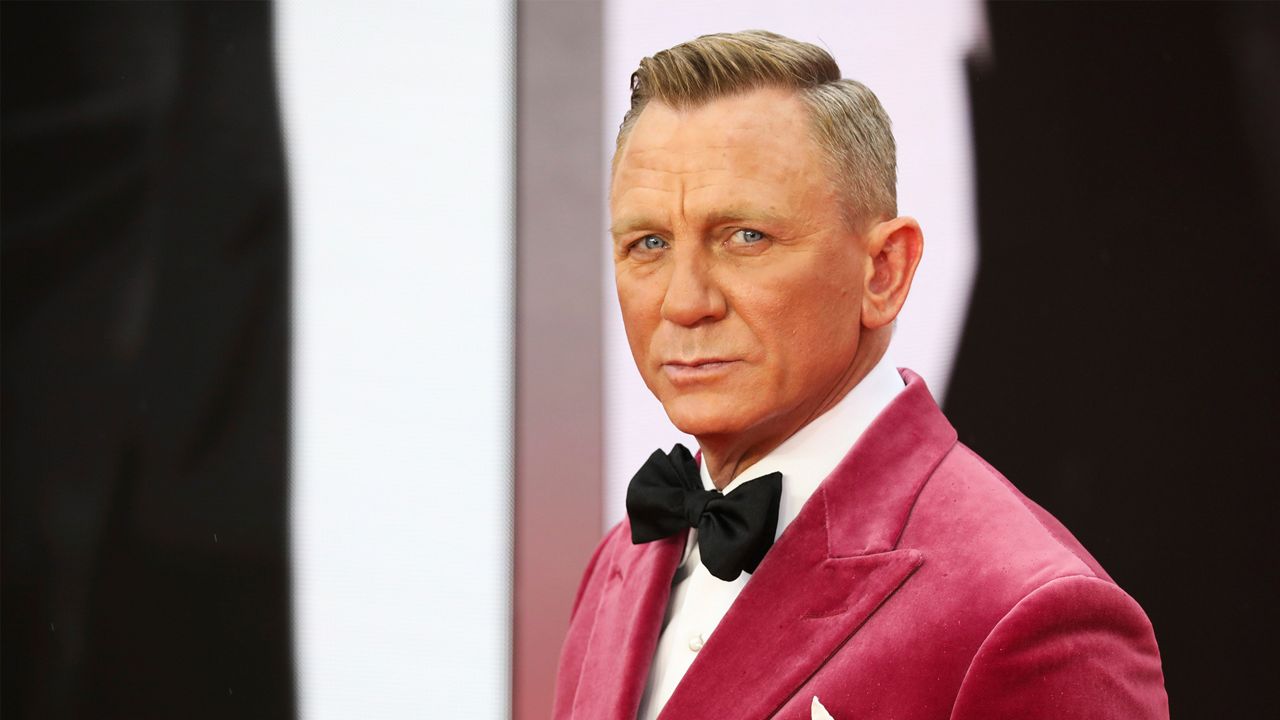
514,1,606,717
947,2,1279,716
1,2,294,717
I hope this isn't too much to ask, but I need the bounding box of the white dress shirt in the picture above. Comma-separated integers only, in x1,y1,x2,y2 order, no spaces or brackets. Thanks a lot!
635,356,906,720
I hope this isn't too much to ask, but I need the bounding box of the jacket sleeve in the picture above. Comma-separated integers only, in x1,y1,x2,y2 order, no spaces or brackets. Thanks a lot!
950,574,1169,720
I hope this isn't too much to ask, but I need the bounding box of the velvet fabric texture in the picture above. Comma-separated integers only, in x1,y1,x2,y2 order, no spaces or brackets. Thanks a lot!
553,370,1168,719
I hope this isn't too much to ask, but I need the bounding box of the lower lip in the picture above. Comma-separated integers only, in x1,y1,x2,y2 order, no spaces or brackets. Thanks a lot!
661,361,737,383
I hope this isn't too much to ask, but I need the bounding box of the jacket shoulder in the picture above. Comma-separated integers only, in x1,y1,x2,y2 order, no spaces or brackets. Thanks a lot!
899,443,1167,716
904,440,1114,589
950,574,1169,719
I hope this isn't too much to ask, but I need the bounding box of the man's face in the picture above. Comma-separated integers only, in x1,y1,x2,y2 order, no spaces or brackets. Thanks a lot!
611,87,870,444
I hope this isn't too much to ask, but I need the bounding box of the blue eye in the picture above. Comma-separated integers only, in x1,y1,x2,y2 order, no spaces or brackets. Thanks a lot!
639,235,667,250
734,229,766,244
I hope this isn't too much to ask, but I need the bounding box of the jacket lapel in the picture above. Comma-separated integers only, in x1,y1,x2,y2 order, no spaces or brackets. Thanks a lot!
659,370,958,719
569,525,685,719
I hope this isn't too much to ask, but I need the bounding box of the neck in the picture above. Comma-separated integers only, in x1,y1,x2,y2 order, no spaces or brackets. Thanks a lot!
697,331,890,490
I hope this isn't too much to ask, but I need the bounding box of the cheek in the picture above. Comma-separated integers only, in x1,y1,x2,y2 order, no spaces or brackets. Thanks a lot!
746,272,862,370
616,277,663,353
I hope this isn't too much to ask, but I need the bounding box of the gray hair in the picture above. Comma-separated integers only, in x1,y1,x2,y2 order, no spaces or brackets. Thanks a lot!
615,30,898,226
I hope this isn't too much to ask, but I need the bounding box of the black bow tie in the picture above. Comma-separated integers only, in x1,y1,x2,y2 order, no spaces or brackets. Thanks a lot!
625,444,782,581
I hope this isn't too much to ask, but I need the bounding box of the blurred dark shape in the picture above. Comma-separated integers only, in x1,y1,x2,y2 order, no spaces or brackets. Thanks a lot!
2,2,294,718
949,2,1279,717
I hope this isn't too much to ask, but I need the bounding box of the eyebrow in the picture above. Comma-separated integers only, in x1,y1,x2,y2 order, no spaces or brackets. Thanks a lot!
610,207,789,238
609,215,663,238
701,207,788,230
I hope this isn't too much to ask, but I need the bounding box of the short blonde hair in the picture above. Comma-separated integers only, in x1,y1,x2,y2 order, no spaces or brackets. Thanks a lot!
615,30,897,225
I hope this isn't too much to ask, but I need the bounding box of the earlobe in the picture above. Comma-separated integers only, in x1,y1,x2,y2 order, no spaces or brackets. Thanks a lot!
861,216,924,329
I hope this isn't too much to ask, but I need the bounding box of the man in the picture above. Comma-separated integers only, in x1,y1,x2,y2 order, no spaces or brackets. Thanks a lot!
554,30,1168,720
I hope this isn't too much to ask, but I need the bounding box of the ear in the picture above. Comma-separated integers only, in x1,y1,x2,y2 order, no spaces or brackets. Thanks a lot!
861,216,924,330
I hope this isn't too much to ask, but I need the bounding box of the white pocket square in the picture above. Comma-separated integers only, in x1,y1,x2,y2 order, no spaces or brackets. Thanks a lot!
811,696,835,720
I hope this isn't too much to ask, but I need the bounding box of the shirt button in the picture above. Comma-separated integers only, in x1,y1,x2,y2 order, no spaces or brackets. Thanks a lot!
688,633,705,652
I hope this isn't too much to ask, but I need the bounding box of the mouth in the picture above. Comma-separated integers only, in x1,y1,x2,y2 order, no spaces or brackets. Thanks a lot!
660,358,739,384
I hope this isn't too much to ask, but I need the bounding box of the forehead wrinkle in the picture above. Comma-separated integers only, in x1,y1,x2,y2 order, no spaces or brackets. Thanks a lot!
610,168,675,228
625,143,736,158
681,173,779,196
681,173,798,210
631,159,732,180
614,168,736,238
675,169,690,233
616,164,732,189
615,129,802,237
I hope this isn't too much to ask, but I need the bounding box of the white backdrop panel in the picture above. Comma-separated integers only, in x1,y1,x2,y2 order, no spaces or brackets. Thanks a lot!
277,1,514,717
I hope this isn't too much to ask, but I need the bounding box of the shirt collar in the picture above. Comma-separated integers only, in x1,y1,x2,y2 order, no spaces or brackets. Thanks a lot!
698,353,906,541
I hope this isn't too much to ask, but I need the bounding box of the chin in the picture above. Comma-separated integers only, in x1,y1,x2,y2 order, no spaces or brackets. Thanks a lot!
658,392,758,439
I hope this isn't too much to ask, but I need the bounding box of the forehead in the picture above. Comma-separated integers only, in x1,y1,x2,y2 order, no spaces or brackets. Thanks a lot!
610,88,834,221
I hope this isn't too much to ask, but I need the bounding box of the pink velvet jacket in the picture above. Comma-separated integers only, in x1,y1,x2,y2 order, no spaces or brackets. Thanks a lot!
553,370,1168,719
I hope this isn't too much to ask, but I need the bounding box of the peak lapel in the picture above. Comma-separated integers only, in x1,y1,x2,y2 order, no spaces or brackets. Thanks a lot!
569,525,685,720
659,370,957,720
657,493,924,720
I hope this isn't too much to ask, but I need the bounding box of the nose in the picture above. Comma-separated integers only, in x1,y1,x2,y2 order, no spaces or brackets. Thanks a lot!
660,249,727,327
